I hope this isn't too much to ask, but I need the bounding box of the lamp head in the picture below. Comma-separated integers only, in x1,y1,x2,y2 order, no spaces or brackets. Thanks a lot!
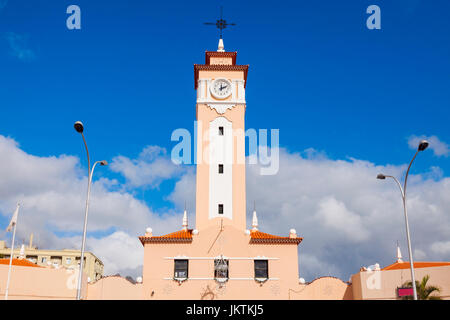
377,174,386,180
418,140,429,152
100,160,108,166
74,121,84,133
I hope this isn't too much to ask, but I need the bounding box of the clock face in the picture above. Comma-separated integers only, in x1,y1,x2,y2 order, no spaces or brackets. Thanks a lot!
211,79,232,99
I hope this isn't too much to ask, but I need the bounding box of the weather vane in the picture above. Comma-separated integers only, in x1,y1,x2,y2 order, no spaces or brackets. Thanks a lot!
204,6,236,39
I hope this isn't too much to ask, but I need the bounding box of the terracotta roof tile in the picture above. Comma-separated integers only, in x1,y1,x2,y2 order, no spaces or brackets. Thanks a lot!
0,258,41,268
139,229,193,245
250,230,303,245
194,64,249,89
382,261,450,271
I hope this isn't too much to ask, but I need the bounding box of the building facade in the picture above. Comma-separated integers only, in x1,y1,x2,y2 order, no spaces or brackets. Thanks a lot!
139,39,304,300
0,240,103,282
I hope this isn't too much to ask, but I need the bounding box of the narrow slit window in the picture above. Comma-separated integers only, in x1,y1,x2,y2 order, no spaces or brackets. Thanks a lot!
218,204,224,214
219,126,224,136
218,164,224,174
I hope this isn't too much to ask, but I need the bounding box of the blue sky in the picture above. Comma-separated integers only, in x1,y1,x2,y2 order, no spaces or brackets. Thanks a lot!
0,0,449,280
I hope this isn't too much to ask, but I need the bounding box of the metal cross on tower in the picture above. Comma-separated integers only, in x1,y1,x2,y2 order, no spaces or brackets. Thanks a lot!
204,7,236,39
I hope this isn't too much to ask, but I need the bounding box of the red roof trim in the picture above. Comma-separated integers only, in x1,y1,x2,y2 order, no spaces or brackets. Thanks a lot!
139,229,193,245
194,64,249,89
0,258,41,267
249,230,303,245
382,261,450,271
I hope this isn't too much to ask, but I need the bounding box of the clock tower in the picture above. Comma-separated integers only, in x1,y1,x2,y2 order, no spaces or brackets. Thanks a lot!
194,39,249,232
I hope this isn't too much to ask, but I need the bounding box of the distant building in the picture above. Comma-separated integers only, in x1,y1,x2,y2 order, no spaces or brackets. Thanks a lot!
0,238,103,282
351,254,450,300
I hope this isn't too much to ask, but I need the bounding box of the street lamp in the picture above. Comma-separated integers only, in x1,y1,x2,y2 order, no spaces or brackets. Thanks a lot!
377,139,429,300
74,121,107,300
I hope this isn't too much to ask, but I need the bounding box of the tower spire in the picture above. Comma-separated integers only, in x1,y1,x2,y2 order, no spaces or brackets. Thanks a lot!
396,241,403,263
252,202,258,231
182,202,188,231
218,38,225,52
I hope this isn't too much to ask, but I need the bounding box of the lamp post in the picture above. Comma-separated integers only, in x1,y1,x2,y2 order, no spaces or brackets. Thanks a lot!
74,121,107,300
377,139,429,300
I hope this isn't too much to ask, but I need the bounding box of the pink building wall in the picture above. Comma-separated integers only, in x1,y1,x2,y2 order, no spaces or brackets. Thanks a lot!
351,265,450,300
86,276,143,300
0,264,87,300
141,226,302,300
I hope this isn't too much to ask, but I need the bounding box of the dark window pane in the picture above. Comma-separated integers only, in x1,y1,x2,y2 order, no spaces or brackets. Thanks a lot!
219,127,224,135
174,259,188,278
254,260,268,279
218,204,224,214
218,164,224,174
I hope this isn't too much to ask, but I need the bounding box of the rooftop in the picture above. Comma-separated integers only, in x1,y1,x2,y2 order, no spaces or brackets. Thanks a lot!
382,261,450,271
0,258,41,268
250,230,303,245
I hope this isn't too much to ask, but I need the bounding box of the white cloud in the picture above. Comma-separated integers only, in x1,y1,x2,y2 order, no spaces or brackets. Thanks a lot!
3,32,36,61
86,231,143,276
110,145,184,188
0,136,183,278
1,134,450,283
408,135,450,157
430,241,450,255
245,148,450,281
414,249,427,260
316,197,369,242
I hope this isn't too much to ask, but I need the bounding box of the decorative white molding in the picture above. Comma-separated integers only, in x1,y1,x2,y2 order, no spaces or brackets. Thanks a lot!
163,277,279,281
164,256,279,260
206,103,236,114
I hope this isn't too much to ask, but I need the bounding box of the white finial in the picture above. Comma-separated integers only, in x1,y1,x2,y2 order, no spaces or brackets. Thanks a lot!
252,210,258,231
19,244,25,259
397,242,403,263
182,209,188,230
217,38,225,52
289,229,297,238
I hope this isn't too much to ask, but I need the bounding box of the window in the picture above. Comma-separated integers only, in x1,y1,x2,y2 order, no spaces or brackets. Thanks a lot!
75,257,86,266
218,164,224,174
41,257,47,263
219,126,224,135
214,259,229,280
26,255,38,264
174,259,188,279
66,257,72,265
254,260,268,279
218,204,224,214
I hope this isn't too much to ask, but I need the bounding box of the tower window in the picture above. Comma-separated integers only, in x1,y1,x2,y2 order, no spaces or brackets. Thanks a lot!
218,164,224,174
174,259,188,279
218,204,224,214
219,126,224,135
254,260,268,279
